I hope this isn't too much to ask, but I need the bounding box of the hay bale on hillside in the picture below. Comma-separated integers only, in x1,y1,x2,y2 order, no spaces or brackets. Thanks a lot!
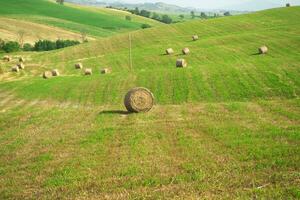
75,63,83,69
17,63,25,70
176,59,187,68
124,87,154,113
85,68,92,75
192,35,199,41
182,48,190,55
101,68,111,74
52,69,60,76
166,48,174,55
286,3,291,7
11,66,19,72
43,71,52,79
19,57,25,62
259,46,268,54
3,56,11,62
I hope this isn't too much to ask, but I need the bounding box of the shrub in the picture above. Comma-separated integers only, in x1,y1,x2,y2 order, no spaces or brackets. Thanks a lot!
161,15,173,24
125,16,132,21
34,39,80,51
23,43,33,51
2,41,20,53
141,24,151,29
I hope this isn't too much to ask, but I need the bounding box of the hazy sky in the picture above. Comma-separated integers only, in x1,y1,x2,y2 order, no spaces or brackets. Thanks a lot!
117,0,300,10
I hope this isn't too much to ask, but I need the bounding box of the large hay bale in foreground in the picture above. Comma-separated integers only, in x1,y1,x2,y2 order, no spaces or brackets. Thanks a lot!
166,48,174,55
43,71,52,79
19,57,25,62
176,59,187,68
182,48,190,55
17,63,25,70
75,63,83,69
192,35,199,41
286,3,291,7
52,69,60,76
3,56,11,62
259,46,268,54
85,68,92,75
11,66,19,72
124,87,154,113
101,68,111,74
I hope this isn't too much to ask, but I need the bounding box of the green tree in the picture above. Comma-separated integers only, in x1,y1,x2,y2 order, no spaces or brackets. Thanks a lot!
191,11,195,19
161,15,173,24
179,14,184,20
3,41,20,53
152,12,160,20
200,12,207,18
23,43,33,51
140,10,151,18
56,0,64,5
141,24,151,29
125,15,132,21
224,11,231,16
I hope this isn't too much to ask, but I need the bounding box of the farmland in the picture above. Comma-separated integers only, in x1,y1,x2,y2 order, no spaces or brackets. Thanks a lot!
0,3,299,199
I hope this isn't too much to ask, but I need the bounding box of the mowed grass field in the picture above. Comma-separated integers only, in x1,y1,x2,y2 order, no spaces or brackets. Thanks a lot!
0,0,161,41
0,6,299,199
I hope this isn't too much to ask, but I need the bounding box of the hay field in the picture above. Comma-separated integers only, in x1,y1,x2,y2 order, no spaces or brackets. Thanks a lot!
0,5,299,200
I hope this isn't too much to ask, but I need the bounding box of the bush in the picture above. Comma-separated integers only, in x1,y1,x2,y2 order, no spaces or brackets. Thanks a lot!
34,39,80,51
141,24,151,29
161,15,173,24
2,41,20,53
23,43,33,51
125,16,132,21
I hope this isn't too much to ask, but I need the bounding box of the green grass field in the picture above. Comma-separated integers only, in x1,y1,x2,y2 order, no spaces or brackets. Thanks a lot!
0,0,161,39
0,5,299,199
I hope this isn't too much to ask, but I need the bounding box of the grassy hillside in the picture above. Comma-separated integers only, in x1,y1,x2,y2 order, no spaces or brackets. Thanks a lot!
0,0,161,39
0,6,299,199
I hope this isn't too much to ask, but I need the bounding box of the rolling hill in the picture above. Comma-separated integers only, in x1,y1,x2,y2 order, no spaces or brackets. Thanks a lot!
0,0,162,42
0,5,299,199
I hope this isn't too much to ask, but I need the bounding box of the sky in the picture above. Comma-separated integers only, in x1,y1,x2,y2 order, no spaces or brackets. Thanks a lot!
114,0,300,10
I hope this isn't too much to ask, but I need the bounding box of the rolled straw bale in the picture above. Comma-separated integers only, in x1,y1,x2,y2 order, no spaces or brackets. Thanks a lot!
192,35,199,41
43,71,52,79
52,69,60,76
85,68,92,75
259,46,268,54
166,48,174,55
17,63,25,70
124,87,154,113
19,57,25,62
3,56,11,62
75,63,83,69
11,66,19,72
182,47,190,55
101,68,111,74
176,59,187,68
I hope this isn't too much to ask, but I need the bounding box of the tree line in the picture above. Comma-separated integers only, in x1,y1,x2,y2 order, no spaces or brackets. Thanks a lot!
0,39,80,53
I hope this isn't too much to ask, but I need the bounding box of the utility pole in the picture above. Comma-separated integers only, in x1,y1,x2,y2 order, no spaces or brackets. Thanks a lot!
129,33,133,71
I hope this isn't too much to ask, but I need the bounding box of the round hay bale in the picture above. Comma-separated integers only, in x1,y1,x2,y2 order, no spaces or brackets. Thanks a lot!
166,48,174,55
19,57,25,62
75,63,83,69
259,46,268,54
124,87,154,113
286,3,290,7
101,68,111,74
85,68,92,75
52,69,60,76
176,59,187,68
3,56,11,62
192,35,199,41
43,71,52,79
11,66,19,72
17,63,25,70
182,48,190,55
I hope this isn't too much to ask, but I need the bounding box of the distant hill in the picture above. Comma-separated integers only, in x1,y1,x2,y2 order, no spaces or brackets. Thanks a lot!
0,0,161,43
